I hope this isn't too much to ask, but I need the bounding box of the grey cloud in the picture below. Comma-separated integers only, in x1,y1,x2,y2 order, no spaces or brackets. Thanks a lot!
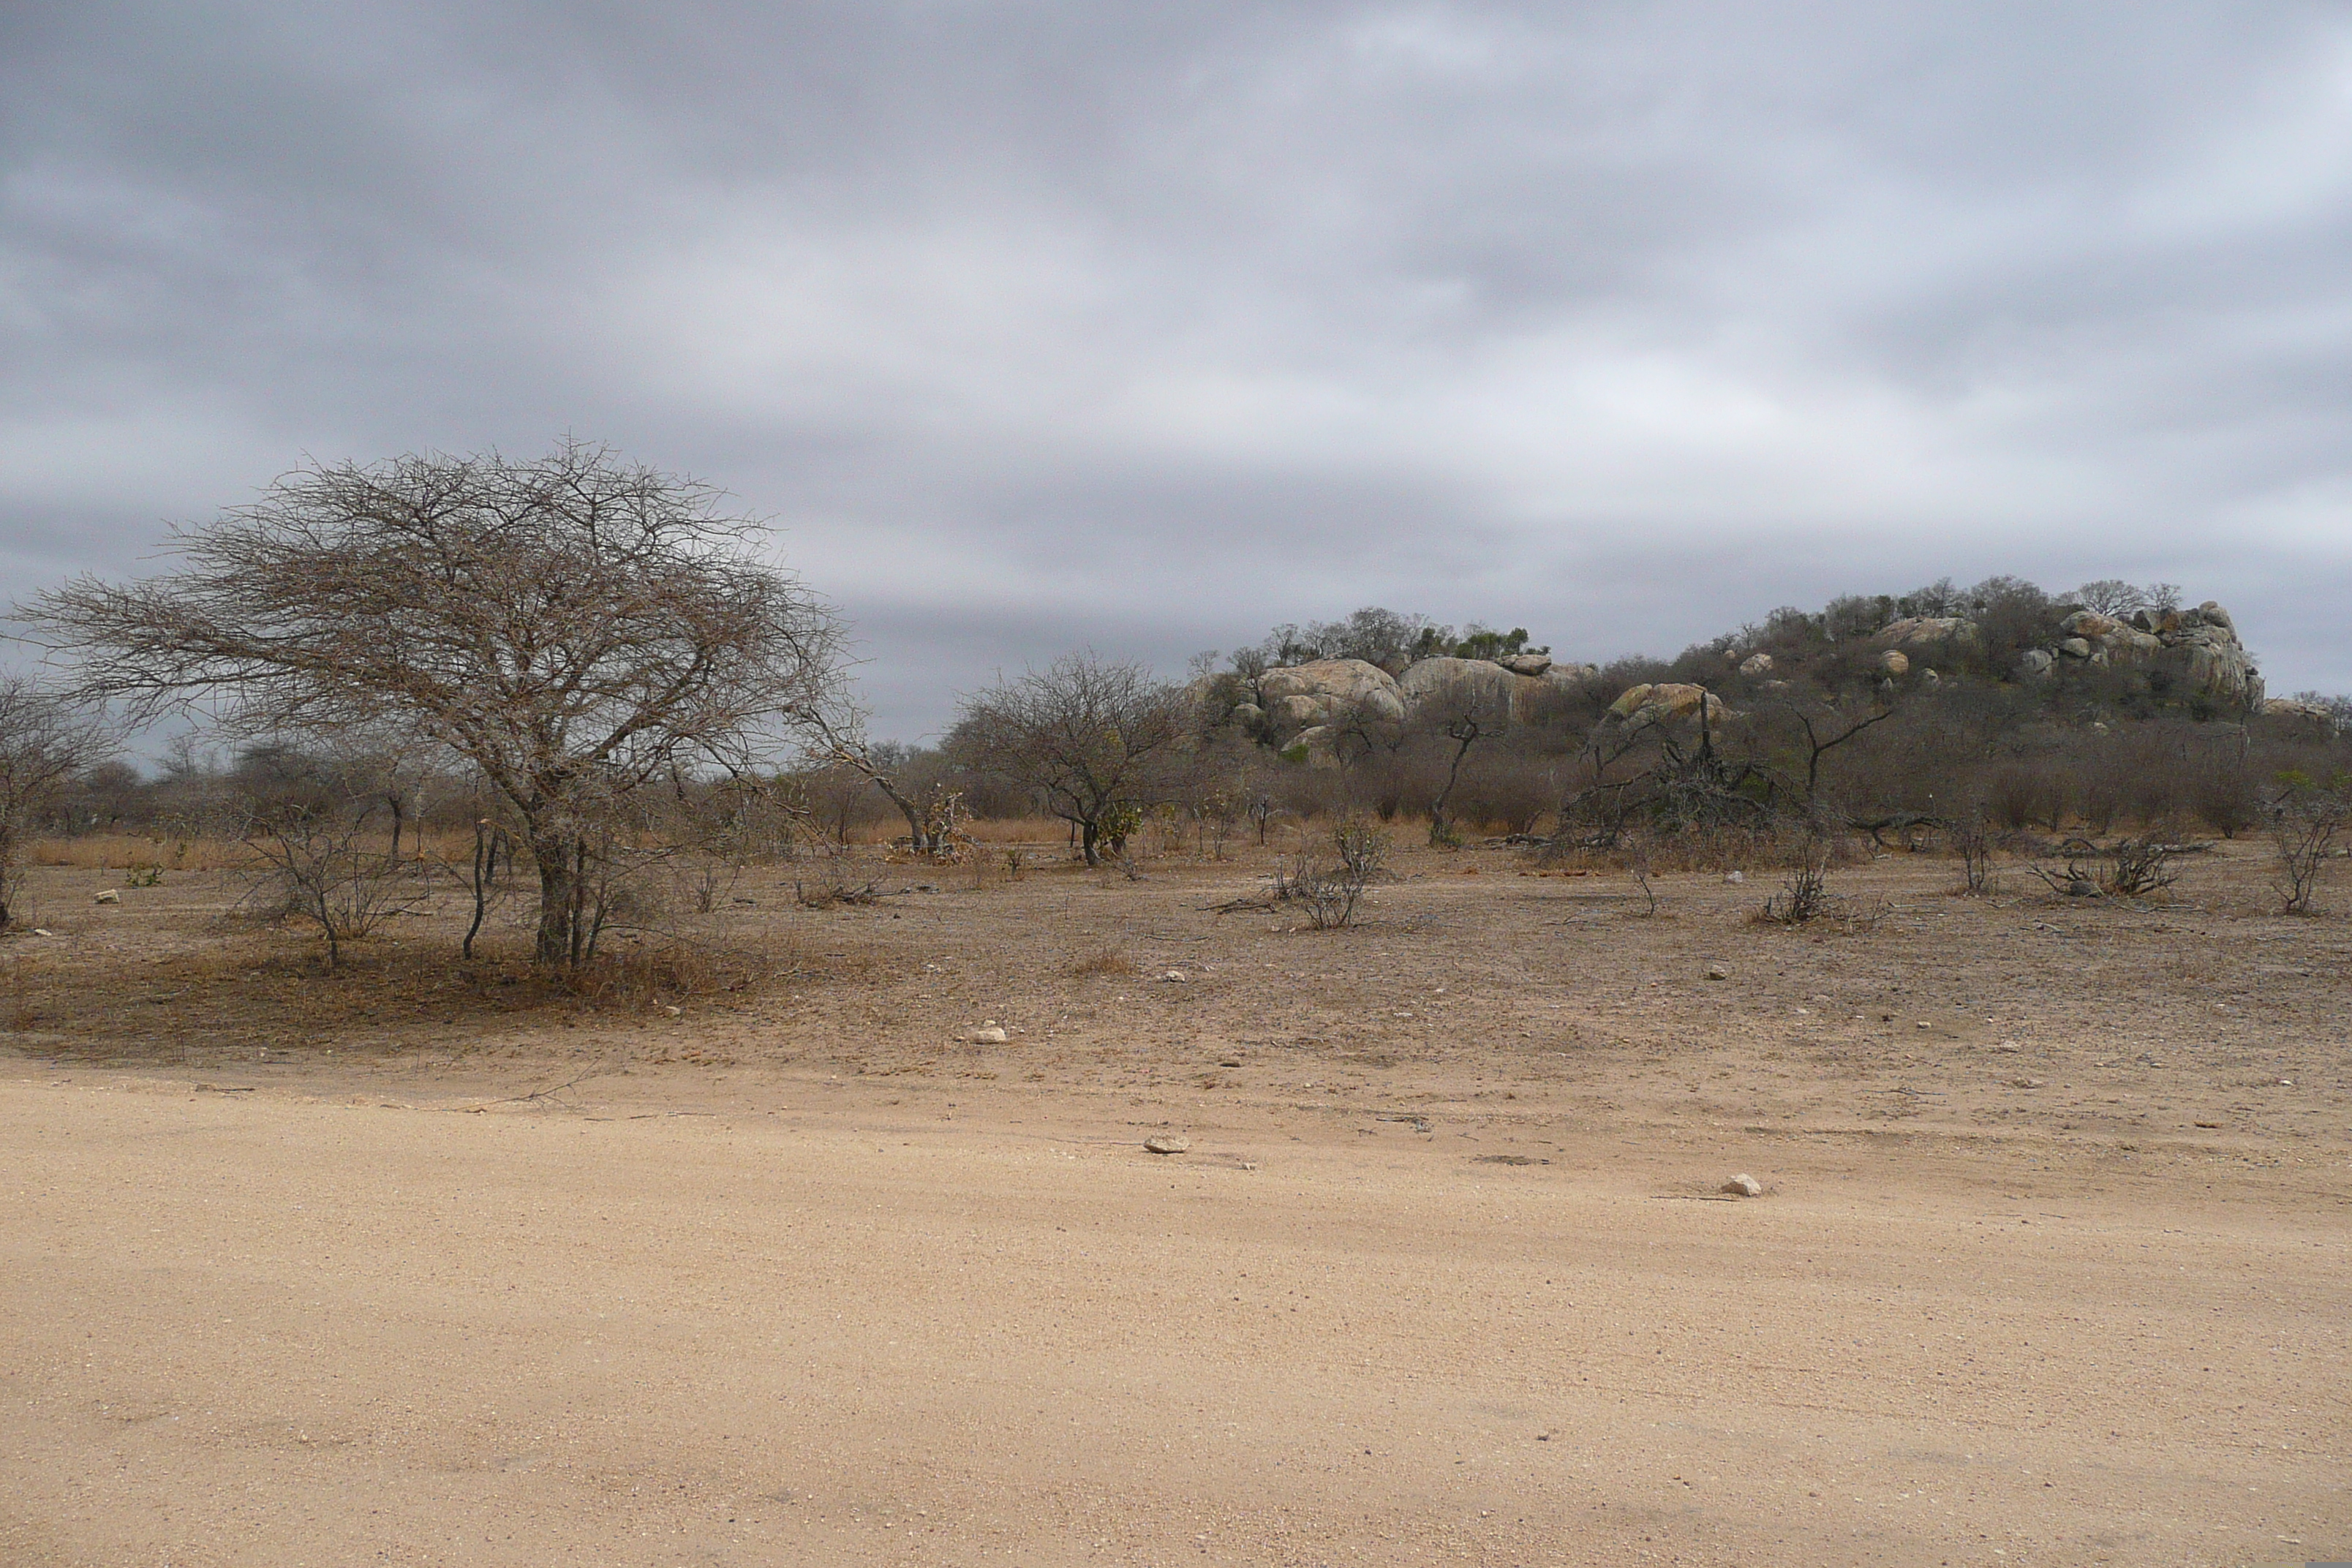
5,1,2350,739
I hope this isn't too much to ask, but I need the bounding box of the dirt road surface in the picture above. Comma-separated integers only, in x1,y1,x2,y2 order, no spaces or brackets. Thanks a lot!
4,1062,2343,1567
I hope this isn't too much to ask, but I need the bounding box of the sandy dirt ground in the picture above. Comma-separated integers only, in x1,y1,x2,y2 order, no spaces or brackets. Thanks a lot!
1,839,2346,1565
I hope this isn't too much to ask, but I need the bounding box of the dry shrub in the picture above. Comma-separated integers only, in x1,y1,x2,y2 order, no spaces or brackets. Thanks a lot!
1754,841,1833,925
1749,829,1883,929
1287,815,1390,929
1948,814,1995,896
1071,943,1136,977
2028,827,2202,900
791,853,892,907
2268,780,2348,914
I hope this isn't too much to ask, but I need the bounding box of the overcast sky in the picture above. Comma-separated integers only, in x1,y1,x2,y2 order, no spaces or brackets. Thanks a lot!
4,1,2348,741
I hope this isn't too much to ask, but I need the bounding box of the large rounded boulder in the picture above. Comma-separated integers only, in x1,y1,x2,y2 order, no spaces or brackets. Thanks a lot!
1606,682,1737,727
1398,657,1551,721
1254,659,1406,734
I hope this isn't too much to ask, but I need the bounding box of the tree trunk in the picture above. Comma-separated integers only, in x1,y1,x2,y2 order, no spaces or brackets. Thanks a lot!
530,831,578,965
1079,818,1101,866
862,773,932,856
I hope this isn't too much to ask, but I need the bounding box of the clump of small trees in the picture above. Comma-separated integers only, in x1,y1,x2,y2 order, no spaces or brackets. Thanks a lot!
944,654,1188,866
28,440,845,968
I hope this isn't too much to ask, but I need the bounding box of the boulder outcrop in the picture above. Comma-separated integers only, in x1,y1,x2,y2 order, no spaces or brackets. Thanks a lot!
1254,659,1406,731
1397,656,1551,720
1606,682,1737,727
2261,697,2335,728
1874,616,1977,649
1226,650,1600,742
2054,600,2262,708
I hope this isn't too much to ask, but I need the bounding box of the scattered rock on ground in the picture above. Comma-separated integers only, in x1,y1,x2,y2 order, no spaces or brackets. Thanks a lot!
1143,1136,1191,1155
94,889,120,905
1722,1174,1765,1197
970,1025,1009,1044
1705,962,1730,981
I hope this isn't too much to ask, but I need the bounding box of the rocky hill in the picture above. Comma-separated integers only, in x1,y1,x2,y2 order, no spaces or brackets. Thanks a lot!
1202,582,2318,764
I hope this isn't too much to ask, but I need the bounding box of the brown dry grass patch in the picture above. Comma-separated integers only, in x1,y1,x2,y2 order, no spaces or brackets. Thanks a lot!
1069,943,1136,977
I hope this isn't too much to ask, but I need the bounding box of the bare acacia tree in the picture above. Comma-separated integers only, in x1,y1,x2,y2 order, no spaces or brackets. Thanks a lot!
947,654,1186,865
1776,694,1898,800
30,440,844,964
1424,702,1498,847
803,704,955,856
0,679,113,930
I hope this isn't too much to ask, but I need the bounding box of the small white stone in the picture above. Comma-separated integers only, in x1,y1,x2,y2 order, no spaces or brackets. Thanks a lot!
94,889,121,905
970,1027,1009,1044
1705,962,1730,981
1163,970,1187,983
1722,1175,1764,1197
1144,1136,1191,1155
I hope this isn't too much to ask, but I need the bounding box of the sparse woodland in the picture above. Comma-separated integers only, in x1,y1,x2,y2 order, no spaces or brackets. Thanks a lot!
5,451,2351,986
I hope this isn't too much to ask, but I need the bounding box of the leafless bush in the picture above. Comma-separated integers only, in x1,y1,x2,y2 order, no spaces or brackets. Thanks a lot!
1755,834,1836,924
1985,764,2059,832
2111,829,2204,895
1949,813,1995,895
240,801,430,968
793,866,887,908
2029,828,2201,900
2268,779,2348,914
2190,755,2261,838
1245,815,1391,929
0,679,113,930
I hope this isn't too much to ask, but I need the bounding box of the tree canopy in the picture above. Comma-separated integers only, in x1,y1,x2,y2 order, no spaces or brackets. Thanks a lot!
31,440,843,962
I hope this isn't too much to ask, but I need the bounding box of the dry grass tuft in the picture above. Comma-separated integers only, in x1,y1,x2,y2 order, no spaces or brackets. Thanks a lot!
1070,943,1136,977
